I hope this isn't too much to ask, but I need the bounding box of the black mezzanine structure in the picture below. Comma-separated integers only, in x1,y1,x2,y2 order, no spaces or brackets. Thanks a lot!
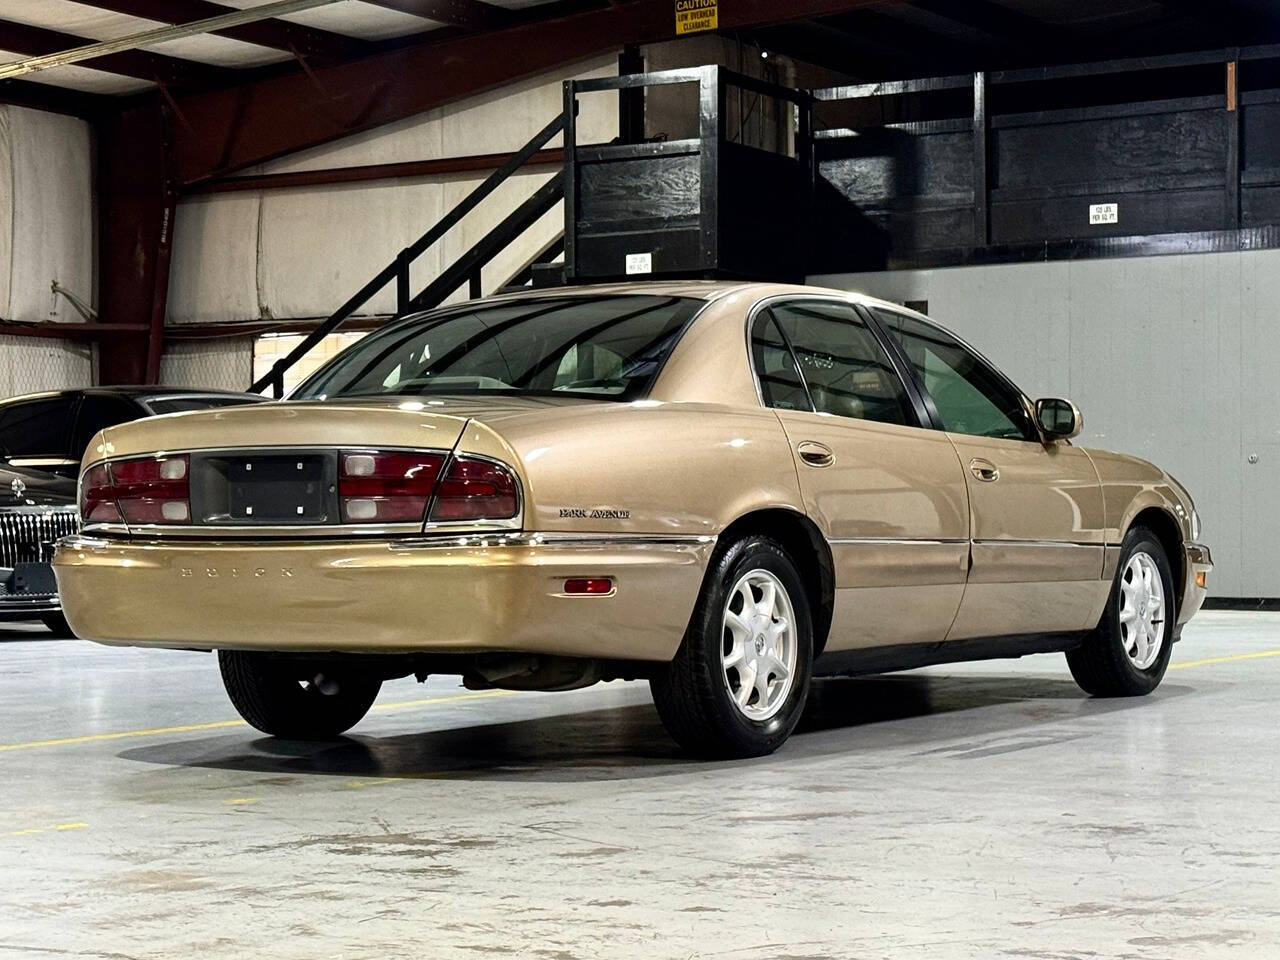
562,67,814,284
253,44,1280,395
808,42,1280,272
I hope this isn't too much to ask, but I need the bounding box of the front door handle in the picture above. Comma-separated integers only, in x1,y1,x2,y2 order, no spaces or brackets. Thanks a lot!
797,441,834,468
969,457,1000,482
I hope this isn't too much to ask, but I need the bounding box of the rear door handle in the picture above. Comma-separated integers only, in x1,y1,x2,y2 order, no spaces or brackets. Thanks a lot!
797,441,834,468
969,457,1000,482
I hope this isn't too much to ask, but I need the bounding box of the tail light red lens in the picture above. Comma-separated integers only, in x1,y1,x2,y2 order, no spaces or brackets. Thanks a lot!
80,455,191,525
81,463,121,523
428,456,519,522
338,451,446,523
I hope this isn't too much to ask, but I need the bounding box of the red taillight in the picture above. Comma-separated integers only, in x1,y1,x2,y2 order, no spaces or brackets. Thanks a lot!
81,463,121,523
338,451,446,523
80,455,190,525
428,456,519,522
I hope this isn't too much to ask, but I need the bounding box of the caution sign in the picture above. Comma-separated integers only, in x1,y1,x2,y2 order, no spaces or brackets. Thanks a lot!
675,0,718,35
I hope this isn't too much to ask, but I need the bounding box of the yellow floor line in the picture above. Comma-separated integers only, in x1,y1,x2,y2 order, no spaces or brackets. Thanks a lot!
1169,649,1280,670
1,649,1269,756
0,689,513,754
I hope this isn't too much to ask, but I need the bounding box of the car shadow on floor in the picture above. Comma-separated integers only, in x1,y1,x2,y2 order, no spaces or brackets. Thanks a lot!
118,672,1194,783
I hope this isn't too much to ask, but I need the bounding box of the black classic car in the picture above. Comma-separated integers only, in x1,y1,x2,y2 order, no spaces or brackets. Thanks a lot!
0,387,264,634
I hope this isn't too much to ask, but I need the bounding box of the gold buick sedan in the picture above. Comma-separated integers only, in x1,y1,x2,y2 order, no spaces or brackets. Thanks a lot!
54,283,1212,758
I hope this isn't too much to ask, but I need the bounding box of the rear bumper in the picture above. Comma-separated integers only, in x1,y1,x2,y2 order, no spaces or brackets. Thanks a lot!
53,533,713,662
1178,541,1213,625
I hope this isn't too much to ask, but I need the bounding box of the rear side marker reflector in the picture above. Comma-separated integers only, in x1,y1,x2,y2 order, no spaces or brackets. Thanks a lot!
564,578,613,595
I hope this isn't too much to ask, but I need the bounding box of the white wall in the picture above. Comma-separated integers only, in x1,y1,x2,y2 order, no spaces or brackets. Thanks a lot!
814,250,1279,597
0,105,95,398
159,338,254,393
165,54,619,328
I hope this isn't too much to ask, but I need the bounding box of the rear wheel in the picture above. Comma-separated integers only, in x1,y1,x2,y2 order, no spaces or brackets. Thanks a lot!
218,650,381,739
650,535,812,759
1067,527,1175,697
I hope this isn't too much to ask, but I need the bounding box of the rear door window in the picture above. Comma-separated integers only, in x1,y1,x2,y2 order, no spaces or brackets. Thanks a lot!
767,300,917,426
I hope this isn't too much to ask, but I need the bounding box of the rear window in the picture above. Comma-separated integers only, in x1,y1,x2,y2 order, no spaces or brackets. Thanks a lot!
143,396,262,415
293,295,704,402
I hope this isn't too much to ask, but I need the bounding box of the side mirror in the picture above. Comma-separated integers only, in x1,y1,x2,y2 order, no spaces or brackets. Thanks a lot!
1035,397,1083,440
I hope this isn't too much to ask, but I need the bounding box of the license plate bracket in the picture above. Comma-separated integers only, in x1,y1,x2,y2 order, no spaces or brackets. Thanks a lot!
194,453,334,524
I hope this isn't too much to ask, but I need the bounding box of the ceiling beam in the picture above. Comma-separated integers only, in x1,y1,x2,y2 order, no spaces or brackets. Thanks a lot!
905,0,1069,49
815,8,973,75
0,18,231,87
0,77,110,118
360,0,514,32
0,0,355,82
167,0,896,187
752,21,902,79
73,0,373,62
1150,0,1279,44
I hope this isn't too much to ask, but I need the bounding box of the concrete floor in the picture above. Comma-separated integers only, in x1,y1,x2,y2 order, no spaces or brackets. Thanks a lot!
0,612,1277,959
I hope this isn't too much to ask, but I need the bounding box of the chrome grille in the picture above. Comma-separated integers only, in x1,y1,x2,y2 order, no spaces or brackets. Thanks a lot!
0,509,79,567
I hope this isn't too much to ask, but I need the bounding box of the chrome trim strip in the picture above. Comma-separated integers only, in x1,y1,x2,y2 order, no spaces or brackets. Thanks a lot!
0,505,78,516
971,539,1102,549
58,531,716,552
827,537,968,546
391,532,717,551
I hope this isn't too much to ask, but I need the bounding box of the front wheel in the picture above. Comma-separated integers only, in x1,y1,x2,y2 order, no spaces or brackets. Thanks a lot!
218,650,381,739
1067,527,1175,697
650,535,813,759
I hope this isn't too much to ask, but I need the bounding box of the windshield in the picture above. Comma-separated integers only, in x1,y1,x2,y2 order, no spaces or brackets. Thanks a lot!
293,294,704,402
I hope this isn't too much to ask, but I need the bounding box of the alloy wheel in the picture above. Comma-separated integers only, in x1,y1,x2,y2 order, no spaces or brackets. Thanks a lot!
721,568,797,721
1119,551,1166,670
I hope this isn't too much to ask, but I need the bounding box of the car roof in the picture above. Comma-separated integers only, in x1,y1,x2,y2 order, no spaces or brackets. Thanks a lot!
475,280,934,318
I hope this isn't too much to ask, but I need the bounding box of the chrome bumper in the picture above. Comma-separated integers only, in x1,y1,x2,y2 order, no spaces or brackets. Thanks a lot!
53,533,714,661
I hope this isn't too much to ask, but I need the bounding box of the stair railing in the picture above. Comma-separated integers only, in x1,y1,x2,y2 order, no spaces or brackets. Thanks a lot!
251,111,567,398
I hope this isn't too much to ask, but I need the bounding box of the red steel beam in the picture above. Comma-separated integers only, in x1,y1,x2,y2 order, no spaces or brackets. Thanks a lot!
189,146,565,194
96,99,174,385
168,0,892,187
0,78,110,118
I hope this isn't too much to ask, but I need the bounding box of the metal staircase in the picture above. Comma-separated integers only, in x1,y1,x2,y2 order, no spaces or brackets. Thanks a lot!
250,112,568,398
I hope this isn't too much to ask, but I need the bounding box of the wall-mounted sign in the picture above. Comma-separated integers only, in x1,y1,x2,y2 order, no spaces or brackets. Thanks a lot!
625,252,653,275
1089,202,1119,225
675,0,718,35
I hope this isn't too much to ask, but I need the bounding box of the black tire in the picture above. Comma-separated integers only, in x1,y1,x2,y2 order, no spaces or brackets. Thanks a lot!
1067,526,1176,697
650,535,813,759
41,613,75,638
218,650,381,739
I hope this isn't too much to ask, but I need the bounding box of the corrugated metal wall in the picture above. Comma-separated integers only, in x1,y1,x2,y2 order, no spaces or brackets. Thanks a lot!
814,249,1278,598
164,55,619,330
0,105,95,398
